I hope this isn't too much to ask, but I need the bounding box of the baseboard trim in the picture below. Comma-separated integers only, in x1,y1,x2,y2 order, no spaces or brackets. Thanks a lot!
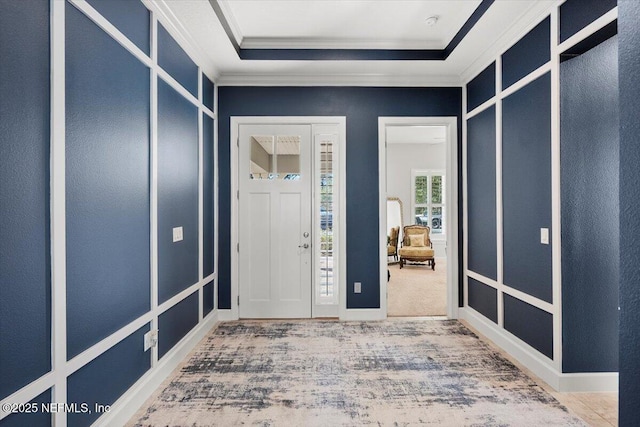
459,307,619,392
341,308,386,321
93,311,219,427
558,372,619,392
217,309,237,321
460,307,561,390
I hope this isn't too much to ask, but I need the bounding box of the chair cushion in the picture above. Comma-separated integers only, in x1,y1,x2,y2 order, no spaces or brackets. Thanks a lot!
409,234,425,247
387,245,397,255
399,246,435,257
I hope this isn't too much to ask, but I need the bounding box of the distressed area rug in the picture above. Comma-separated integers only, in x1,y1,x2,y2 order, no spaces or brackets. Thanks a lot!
129,320,586,426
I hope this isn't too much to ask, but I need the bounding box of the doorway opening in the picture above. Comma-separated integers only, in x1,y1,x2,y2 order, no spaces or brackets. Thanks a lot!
378,117,458,319
230,117,346,320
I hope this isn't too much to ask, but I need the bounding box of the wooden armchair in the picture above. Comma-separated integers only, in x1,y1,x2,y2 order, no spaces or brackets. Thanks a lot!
398,225,435,270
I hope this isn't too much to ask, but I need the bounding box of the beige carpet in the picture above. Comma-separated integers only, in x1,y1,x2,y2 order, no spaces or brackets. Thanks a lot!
128,320,587,427
387,258,447,317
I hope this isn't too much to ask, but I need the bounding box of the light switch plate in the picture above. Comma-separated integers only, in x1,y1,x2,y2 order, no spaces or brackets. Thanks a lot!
172,226,183,242
354,282,362,293
540,228,549,245
144,329,158,351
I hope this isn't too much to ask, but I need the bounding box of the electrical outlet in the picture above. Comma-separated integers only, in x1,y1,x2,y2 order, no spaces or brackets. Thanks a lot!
172,226,183,242
354,282,361,294
144,329,158,351
540,228,549,245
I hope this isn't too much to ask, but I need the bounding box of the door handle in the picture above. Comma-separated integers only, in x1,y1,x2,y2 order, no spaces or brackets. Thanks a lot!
298,243,309,249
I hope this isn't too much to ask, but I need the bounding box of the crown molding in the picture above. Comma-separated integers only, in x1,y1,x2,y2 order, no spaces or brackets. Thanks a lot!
217,0,245,46
143,0,220,81
241,37,445,51
217,73,462,87
459,0,560,84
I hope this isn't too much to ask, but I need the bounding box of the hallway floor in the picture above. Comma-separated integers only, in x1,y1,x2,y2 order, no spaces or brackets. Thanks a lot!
127,319,612,426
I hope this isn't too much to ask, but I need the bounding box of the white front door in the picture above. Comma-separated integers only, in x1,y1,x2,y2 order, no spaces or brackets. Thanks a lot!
238,124,312,318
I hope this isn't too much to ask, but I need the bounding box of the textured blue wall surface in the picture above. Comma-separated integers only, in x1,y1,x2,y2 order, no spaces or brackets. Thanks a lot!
203,280,214,317
0,389,50,427
619,1,640,424
502,17,550,89
217,86,462,309
560,0,617,43
561,36,619,373
203,114,215,277
503,294,553,359
158,23,198,96
65,3,151,359
158,292,199,358
157,79,199,303
67,325,150,427
84,0,149,54
0,0,51,400
466,62,495,112
468,278,497,323
502,73,552,303
203,73,214,111
466,106,497,280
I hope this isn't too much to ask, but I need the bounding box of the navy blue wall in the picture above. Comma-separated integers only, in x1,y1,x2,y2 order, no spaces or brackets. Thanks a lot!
157,79,199,303
67,325,150,427
560,0,617,43
158,23,198,97
468,278,497,323
503,295,553,359
158,292,199,358
0,0,51,400
502,73,552,303
502,17,550,89
85,0,149,54
65,2,151,358
203,280,214,317
466,62,495,112
466,106,497,280
618,1,640,424
203,114,215,277
0,389,51,427
217,86,462,309
203,73,214,111
561,36,619,373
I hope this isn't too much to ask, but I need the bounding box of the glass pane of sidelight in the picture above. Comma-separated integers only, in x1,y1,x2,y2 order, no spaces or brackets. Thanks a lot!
319,140,334,299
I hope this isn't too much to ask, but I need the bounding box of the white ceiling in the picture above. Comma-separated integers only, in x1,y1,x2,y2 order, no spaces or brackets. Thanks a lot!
150,0,557,86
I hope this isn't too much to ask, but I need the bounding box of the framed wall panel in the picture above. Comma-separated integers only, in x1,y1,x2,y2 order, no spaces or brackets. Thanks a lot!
85,0,150,54
468,278,498,323
158,292,199,359
158,23,198,96
65,2,151,358
203,114,215,277
157,79,199,303
502,73,552,303
0,0,51,400
466,62,495,112
466,106,497,280
502,17,550,89
503,294,553,359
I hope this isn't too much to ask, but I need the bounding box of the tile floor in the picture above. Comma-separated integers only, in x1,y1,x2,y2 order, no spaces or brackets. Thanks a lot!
459,320,618,427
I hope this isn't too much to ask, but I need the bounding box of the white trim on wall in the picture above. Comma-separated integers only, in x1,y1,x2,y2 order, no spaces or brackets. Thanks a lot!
378,117,459,320
0,1,220,423
462,1,620,392
50,0,67,425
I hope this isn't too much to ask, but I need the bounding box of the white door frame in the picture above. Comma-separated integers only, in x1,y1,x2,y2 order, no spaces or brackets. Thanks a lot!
378,117,459,319
228,117,346,320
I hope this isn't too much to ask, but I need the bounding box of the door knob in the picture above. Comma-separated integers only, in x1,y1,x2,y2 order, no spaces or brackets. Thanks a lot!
303,232,309,238
298,243,309,249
